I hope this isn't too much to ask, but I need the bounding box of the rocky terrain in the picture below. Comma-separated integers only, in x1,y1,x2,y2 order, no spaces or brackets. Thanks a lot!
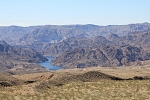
0,41,47,73
0,22,150,50
107,30,150,51
1,23,150,70
43,36,111,56
51,45,150,68
44,30,150,57
0,22,150,99
48,30,150,68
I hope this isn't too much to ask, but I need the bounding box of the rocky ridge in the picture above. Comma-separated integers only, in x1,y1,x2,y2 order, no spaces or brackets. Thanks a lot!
0,22,150,48
51,45,150,68
0,41,47,72
50,30,150,68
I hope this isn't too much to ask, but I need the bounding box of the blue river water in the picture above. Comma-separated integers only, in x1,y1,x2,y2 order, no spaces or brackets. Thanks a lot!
38,57,62,70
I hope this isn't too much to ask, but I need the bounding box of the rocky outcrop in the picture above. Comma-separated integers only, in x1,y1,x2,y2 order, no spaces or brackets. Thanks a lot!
45,30,150,57
0,23,150,48
43,36,111,56
1,23,150,69
51,45,150,68
107,30,150,50
0,41,47,71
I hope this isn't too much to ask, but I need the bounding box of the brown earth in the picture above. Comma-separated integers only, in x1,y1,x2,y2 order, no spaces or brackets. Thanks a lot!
0,66,150,99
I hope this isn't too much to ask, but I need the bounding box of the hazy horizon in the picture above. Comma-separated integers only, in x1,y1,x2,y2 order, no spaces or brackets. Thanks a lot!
1,22,150,27
1,0,150,26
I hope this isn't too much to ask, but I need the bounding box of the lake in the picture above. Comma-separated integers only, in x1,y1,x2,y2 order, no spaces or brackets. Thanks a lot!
38,57,62,70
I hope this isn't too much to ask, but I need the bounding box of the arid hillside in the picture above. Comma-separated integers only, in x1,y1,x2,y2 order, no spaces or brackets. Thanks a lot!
51,41,150,68
0,23,150,45
0,66,150,100
43,30,150,68
0,41,47,73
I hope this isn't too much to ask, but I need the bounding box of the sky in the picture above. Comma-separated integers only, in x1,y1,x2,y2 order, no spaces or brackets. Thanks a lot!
0,0,150,26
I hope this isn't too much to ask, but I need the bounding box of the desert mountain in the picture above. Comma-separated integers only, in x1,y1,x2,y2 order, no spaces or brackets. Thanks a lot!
43,36,111,56
0,41,47,71
49,30,150,68
45,30,150,57
107,30,150,51
0,23,150,47
51,44,150,68
1,23,150,69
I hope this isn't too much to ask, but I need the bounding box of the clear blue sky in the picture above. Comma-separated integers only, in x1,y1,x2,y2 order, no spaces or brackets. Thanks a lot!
0,0,150,26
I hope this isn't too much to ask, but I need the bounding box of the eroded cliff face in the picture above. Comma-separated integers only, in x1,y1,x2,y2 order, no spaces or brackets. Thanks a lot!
1,23,150,69
44,29,150,68
0,41,47,71
51,45,150,68
0,23,150,49
43,36,111,56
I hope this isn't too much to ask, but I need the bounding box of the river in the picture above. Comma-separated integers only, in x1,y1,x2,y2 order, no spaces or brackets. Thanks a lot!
38,57,62,70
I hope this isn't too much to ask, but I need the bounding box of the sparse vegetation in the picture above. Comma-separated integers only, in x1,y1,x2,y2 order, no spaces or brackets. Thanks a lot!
0,67,150,100
0,80,150,100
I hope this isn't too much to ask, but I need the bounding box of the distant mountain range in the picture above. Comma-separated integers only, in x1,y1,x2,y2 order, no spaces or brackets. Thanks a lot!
0,22,150,47
50,31,150,68
43,36,111,56
107,30,150,52
1,22,150,69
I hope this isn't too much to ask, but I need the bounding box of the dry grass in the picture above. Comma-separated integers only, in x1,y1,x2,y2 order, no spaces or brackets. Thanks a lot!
0,66,150,100
0,80,150,100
